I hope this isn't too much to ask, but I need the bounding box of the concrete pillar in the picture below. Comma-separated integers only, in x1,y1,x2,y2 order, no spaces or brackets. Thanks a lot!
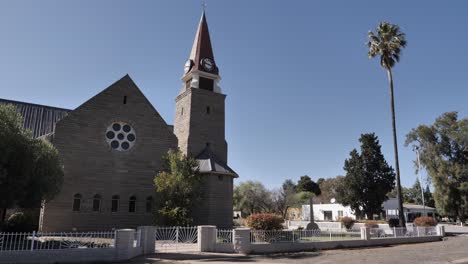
437,225,445,237
360,227,370,240
198,226,217,252
137,226,156,254
115,229,135,260
233,228,251,255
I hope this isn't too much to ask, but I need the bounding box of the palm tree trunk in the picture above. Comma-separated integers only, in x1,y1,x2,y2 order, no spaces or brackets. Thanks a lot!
387,68,406,228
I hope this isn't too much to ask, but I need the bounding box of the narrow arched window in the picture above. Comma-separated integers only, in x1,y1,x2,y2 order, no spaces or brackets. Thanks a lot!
146,197,153,213
111,195,120,212
206,106,211,114
129,196,136,213
72,194,82,211
92,194,102,212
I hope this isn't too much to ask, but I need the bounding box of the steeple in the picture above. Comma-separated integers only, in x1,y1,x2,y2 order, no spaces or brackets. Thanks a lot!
185,11,218,75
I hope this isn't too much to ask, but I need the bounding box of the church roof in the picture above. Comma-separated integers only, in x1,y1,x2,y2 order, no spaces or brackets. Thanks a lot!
0,98,71,138
196,145,238,177
188,11,218,74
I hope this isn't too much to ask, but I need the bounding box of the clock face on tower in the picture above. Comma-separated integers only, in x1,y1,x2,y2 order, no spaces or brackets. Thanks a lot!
184,59,193,74
200,57,215,72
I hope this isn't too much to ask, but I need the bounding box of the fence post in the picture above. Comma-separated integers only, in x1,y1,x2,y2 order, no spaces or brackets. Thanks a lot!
115,229,136,261
197,226,216,252
137,226,156,255
360,227,370,240
329,230,332,241
30,231,35,251
417,227,420,237
233,228,251,255
436,225,445,237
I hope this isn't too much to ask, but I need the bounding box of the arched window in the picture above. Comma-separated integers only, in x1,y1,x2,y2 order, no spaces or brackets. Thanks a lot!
129,196,136,213
92,194,102,212
145,197,153,213
72,194,82,211
111,195,120,212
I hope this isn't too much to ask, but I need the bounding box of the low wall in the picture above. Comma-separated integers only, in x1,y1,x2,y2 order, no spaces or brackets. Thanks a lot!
0,229,142,264
0,248,116,264
248,236,442,254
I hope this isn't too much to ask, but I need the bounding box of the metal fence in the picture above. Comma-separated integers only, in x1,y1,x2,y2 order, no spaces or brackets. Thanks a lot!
216,229,233,244
0,231,115,251
154,226,198,252
369,226,438,239
250,229,361,244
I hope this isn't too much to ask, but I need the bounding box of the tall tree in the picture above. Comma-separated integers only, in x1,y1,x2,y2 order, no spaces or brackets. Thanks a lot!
296,175,321,228
405,112,467,222
271,179,298,219
153,150,203,226
0,104,63,223
314,176,345,204
233,181,273,216
337,133,395,219
367,21,407,227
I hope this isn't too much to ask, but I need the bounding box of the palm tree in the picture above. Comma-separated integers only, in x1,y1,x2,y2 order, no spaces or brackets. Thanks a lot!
367,22,407,227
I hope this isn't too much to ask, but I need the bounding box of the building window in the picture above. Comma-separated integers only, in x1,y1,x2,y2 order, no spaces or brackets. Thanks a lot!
92,194,101,212
111,195,120,212
338,210,343,219
323,211,333,221
72,194,82,211
123,96,127,104
218,175,223,181
206,106,211,114
181,107,184,116
129,196,136,213
146,197,153,213
106,122,136,151
199,77,214,91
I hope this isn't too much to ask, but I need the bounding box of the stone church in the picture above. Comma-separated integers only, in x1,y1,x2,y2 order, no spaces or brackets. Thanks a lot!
0,12,237,231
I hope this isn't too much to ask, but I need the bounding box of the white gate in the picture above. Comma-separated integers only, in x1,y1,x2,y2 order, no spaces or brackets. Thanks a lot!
154,227,198,252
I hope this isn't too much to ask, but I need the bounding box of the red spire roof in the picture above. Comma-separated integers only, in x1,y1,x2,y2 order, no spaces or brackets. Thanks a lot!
188,12,218,74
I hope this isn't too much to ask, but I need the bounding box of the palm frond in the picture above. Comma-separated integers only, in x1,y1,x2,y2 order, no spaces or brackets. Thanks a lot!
367,21,407,69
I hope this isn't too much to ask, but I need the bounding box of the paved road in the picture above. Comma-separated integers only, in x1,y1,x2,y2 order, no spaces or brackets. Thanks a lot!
124,235,468,264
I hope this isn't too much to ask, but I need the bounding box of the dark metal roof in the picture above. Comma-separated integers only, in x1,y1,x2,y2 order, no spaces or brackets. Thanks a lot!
188,11,218,75
196,145,238,177
0,98,71,138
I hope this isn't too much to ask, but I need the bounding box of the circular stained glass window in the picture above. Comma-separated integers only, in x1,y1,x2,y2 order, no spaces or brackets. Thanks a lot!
106,122,136,151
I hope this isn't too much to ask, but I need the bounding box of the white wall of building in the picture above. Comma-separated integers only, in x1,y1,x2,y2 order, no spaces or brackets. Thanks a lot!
302,204,356,221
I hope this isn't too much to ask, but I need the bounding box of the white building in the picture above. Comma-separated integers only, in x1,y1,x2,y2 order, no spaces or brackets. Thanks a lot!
302,203,356,221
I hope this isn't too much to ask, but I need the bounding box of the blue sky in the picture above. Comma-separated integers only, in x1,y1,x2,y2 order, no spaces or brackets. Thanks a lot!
1,1,466,189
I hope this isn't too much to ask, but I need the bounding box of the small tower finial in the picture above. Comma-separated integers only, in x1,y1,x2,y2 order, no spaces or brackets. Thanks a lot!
202,0,207,12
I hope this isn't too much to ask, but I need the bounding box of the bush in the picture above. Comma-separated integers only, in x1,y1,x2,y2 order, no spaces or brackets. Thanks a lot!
413,216,437,227
245,213,284,230
364,221,379,228
387,218,400,228
3,212,36,232
340,216,355,230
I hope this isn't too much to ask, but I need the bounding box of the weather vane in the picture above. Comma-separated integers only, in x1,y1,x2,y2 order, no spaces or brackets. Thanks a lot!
202,0,207,12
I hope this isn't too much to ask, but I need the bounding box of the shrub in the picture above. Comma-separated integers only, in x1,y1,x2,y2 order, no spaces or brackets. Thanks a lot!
364,221,379,228
4,212,37,232
413,216,437,227
387,218,400,228
340,216,355,230
245,213,284,230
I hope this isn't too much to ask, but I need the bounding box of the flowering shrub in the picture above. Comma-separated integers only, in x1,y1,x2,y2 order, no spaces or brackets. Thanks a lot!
413,216,437,227
387,218,400,228
340,216,355,230
245,213,284,230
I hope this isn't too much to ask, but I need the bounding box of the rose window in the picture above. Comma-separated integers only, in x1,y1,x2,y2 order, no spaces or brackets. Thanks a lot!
106,122,136,151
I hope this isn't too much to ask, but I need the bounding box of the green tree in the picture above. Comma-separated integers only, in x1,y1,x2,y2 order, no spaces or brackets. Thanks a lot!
153,150,203,226
233,181,273,217
314,176,345,204
367,21,407,227
0,104,63,223
337,133,395,219
405,112,467,222
271,179,299,219
296,175,321,226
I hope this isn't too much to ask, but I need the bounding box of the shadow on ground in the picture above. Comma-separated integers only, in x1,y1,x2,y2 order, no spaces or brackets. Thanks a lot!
129,251,321,263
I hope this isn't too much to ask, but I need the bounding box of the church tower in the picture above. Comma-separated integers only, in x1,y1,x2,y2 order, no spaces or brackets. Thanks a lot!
174,12,237,228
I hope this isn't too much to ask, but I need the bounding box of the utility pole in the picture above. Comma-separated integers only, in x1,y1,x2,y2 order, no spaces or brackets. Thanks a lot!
415,147,426,216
